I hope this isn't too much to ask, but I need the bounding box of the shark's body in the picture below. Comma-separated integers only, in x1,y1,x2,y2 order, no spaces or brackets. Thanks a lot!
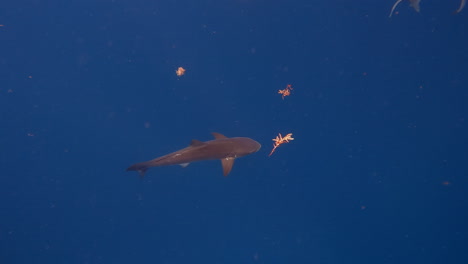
127,132,261,177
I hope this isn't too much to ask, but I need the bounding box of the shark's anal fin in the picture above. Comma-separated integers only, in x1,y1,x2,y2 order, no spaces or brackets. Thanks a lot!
221,158,235,176
212,132,228,139
179,163,190,168
138,169,147,179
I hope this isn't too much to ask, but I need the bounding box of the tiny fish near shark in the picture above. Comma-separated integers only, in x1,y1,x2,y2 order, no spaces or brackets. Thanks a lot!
127,132,261,177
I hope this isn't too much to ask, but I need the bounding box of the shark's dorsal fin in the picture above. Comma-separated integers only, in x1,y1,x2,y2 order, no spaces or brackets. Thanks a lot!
212,132,228,139
190,139,205,147
221,157,235,176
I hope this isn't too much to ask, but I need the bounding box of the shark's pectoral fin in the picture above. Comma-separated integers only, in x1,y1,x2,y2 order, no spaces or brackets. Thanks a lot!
221,157,235,176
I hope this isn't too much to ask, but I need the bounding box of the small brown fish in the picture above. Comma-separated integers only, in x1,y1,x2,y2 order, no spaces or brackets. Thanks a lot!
127,132,261,177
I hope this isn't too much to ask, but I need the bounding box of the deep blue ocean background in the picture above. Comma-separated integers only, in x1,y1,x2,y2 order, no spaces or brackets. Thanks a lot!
1,0,467,263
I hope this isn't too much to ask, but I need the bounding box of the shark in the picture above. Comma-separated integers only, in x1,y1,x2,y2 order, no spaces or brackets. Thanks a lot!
126,132,261,177
388,0,421,18
389,0,466,17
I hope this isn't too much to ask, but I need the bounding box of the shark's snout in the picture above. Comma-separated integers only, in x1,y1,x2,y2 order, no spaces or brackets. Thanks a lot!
252,140,261,153
244,138,261,154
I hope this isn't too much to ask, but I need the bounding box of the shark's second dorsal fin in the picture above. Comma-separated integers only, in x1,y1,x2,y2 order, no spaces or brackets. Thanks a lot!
190,139,205,147
212,132,228,139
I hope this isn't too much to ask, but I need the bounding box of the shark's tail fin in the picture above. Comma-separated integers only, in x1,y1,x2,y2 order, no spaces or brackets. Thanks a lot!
126,163,149,178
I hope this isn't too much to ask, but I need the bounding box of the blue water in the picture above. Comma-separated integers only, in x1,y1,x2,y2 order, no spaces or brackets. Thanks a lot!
1,0,467,263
